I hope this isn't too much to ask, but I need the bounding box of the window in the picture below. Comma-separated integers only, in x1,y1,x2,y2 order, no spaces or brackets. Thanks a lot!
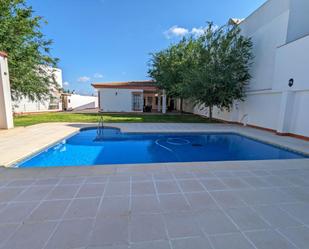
132,93,142,111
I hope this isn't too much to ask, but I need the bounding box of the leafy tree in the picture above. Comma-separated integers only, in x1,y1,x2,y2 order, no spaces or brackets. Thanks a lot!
149,22,253,119
148,38,198,112
0,0,59,101
186,23,253,119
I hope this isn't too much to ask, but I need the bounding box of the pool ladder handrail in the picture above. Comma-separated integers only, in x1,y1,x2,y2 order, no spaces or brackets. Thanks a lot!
97,111,104,136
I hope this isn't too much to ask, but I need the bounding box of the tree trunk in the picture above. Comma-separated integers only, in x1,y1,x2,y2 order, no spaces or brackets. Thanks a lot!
180,98,183,113
209,106,213,120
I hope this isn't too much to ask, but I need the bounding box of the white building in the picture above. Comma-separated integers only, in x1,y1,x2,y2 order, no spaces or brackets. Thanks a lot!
62,93,99,111
93,81,171,113
13,67,63,113
0,51,14,129
187,0,309,139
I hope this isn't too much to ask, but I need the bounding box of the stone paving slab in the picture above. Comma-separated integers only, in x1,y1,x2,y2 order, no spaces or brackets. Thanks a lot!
0,160,309,249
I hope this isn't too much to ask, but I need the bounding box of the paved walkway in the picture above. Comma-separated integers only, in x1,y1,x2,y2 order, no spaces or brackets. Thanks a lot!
0,123,308,166
0,160,309,249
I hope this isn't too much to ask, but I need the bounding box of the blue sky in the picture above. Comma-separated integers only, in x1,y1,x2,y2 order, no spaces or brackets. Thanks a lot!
28,0,266,95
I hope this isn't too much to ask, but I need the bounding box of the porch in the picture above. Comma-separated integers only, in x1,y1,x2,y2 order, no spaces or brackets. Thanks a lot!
142,90,178,113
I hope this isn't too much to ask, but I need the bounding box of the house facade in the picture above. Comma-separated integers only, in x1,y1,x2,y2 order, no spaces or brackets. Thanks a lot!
93,81,175,113
186,0,309,138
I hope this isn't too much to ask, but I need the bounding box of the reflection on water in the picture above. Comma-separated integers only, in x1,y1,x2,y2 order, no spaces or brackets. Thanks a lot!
17,128,306,168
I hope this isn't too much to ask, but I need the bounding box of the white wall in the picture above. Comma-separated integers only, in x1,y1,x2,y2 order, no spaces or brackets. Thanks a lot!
272,34,309,137
13,98,51,113
273,34,309,91
67,94,98,110
13,67,63,113
0,53,14,129
289,91,309,136
239,91,282,130
189,91,282,130
99,88,143,112
185,0,309,137
240,0,290,35
240,0,290,91
287,0,309,43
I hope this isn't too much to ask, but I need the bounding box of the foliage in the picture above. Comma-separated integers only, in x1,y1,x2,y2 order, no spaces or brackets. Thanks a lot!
187,23,253,118
0,0,59,101
13,113,218,127
148,38,199,111
148,22,253,119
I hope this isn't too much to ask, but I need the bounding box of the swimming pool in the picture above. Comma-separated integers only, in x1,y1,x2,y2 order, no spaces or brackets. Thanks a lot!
16,127,307,167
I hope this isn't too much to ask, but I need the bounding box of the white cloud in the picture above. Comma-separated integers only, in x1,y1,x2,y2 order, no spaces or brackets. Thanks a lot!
77,76,91,82
164,25,189,39
63,81,69,86
164,25,212,39
94,73,103,78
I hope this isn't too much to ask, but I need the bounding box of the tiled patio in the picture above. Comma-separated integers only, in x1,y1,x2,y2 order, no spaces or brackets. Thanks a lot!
0,159,309,249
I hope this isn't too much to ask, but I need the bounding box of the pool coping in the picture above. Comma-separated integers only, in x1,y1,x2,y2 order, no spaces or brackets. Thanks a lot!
8,123,309,168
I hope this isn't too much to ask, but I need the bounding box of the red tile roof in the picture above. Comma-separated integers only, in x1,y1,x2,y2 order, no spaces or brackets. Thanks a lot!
92,80,158,91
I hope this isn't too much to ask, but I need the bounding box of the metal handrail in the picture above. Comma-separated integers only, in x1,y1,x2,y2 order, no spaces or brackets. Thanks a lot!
97,111,104,136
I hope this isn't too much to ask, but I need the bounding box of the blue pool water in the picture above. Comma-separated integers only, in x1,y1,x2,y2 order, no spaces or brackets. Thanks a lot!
17,128,307,167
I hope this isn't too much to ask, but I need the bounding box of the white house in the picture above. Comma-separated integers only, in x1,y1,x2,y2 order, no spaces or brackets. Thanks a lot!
186,0,309,139
93,81,175,113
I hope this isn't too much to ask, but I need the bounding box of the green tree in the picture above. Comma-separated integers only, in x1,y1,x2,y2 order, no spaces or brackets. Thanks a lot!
186,23,253,119
148,38,197,112
0,0,59,101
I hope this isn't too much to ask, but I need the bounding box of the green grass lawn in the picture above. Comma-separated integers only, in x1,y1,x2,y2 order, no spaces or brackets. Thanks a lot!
14,112,216,127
